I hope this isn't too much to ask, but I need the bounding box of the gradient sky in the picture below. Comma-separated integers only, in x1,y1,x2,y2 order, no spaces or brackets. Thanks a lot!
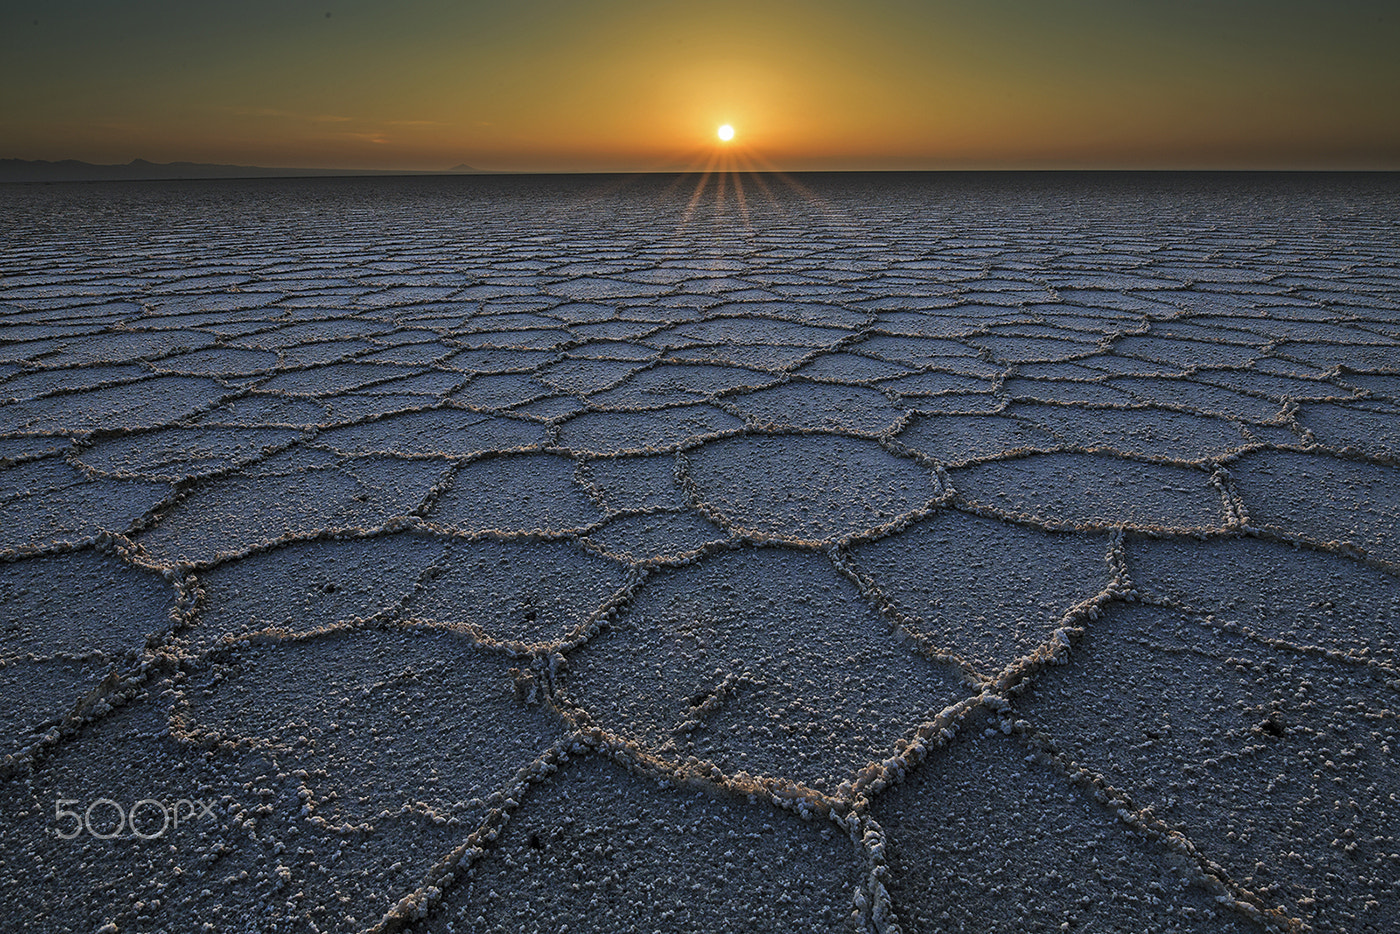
2,0,1398,172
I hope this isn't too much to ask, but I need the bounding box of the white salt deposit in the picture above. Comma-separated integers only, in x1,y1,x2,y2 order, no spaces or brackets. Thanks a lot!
0,172,1397,933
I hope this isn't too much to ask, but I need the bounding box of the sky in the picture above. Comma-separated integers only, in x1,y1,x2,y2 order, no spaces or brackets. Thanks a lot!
2,0,1398,172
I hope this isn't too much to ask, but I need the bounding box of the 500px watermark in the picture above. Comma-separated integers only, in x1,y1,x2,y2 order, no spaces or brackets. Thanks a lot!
54,798,218,840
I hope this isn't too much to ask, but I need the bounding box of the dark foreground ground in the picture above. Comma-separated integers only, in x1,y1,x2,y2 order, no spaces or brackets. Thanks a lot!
0,172,1397,933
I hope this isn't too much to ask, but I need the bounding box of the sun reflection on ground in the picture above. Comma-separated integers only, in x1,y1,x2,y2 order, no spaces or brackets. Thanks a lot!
667,133,836,237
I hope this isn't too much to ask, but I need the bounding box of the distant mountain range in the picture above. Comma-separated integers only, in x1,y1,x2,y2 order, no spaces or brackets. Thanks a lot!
0,158,490,183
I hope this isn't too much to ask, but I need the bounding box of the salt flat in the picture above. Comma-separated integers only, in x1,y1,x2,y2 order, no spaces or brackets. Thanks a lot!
0,172,1397,933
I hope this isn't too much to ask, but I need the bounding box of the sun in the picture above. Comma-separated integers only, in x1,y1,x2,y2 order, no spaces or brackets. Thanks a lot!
717,124,735,142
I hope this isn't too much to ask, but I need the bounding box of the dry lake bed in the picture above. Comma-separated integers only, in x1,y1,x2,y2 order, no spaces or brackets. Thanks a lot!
0,171,1397,933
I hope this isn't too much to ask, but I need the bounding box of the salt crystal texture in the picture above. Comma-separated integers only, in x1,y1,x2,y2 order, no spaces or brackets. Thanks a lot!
2,172,1396,933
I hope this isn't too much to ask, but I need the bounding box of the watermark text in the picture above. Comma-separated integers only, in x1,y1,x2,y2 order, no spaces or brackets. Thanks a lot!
54,797,218,840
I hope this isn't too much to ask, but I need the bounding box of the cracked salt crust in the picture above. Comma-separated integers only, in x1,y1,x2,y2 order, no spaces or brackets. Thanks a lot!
0,172,1397,934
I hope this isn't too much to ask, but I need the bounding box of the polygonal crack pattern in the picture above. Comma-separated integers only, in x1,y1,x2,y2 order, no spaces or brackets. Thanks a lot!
564,547,970,793
1016,603,1399,934
872,709,1261,934
423,754,863,933
1,172,1397,933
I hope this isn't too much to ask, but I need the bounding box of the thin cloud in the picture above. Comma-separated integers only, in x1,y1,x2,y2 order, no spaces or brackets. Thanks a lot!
226,106,353,123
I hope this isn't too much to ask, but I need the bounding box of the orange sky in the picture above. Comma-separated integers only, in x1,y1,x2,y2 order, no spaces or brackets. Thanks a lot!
2,0,1398,171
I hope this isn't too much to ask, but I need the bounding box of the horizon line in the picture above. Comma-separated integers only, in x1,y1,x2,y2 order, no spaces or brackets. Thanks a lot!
4,162,1400,185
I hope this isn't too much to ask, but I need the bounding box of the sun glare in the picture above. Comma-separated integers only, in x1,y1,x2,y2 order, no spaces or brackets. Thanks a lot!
717,124,735,142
